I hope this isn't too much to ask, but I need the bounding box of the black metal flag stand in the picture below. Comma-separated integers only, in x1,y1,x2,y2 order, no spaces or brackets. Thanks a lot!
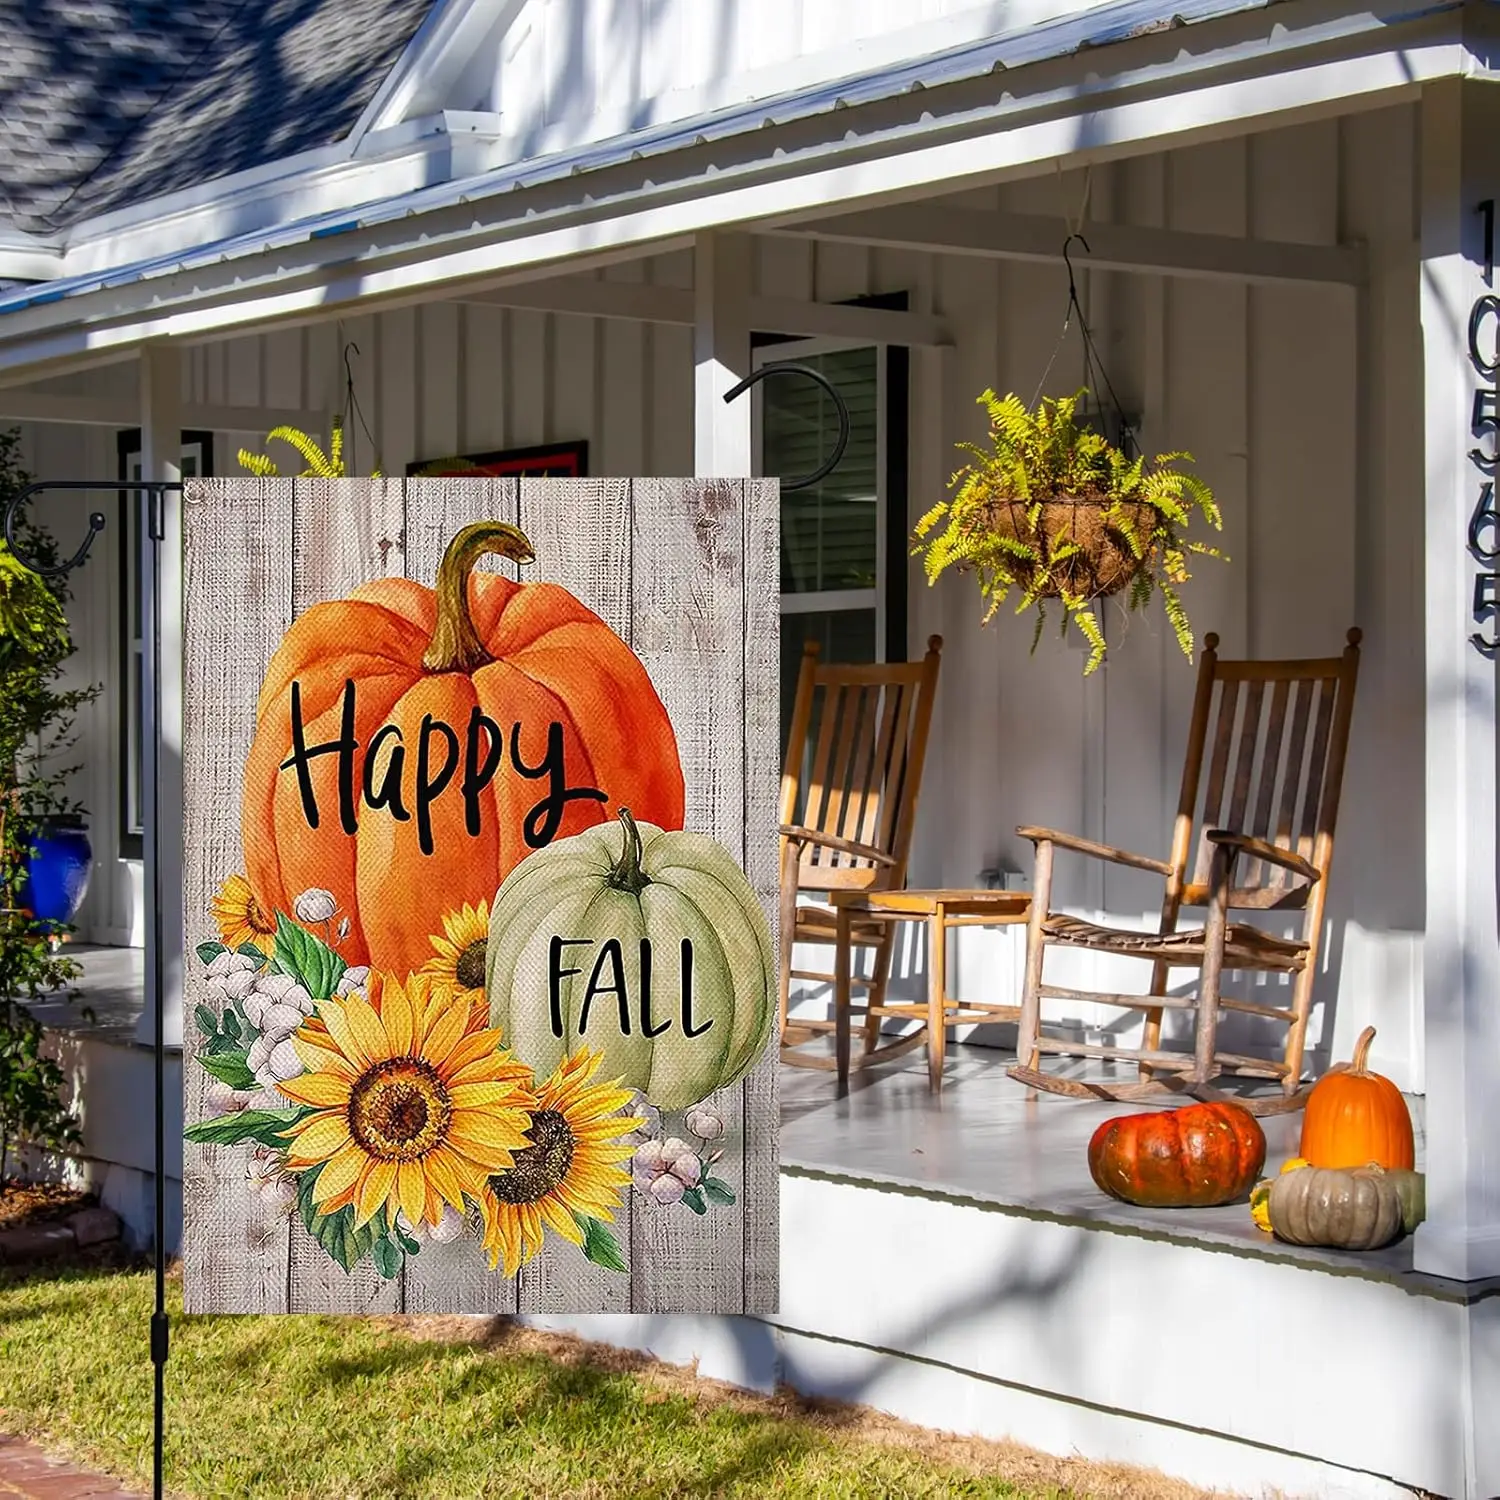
4,478,182,1500
0,367,844,1500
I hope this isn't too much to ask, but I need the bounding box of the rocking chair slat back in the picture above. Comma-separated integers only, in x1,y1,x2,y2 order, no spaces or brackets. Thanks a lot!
1176,632,1363,906
780,638,943,889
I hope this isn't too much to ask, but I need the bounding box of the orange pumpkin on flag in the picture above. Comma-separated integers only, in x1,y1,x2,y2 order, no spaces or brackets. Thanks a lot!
240,521,685,978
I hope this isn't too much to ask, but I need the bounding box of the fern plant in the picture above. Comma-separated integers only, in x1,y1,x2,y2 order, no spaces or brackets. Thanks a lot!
912,388,1224,675
237,417,381,479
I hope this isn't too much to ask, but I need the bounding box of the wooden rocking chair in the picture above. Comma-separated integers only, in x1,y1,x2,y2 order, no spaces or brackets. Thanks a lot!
1009,629,1362,1115
779,636,944,1070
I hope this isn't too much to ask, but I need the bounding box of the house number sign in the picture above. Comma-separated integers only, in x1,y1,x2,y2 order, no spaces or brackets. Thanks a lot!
1468,199,1500,657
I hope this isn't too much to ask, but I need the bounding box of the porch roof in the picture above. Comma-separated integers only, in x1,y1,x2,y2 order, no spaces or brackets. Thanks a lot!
0,0,1468,380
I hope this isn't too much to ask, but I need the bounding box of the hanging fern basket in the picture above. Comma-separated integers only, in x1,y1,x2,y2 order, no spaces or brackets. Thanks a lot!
981,494,1160,601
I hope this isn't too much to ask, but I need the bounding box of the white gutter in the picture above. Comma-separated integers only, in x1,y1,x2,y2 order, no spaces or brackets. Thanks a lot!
0,0,1469,379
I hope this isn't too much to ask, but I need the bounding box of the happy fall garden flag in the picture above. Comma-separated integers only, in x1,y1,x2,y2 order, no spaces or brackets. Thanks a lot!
180,477,780,1315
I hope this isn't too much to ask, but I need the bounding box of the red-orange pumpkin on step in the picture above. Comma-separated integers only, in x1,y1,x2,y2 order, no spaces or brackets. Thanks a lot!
1088,1100,1267,1208
240,521,686,979
1297,1026,1414,1170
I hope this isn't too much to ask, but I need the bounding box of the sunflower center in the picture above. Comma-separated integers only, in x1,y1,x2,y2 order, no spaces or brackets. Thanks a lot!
488,1109,574,1204
455,938,488,991
246,891,274,935
347,1058,453,1162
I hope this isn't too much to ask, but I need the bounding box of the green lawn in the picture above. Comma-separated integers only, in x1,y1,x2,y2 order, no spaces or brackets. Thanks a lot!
0,1260,1104,1500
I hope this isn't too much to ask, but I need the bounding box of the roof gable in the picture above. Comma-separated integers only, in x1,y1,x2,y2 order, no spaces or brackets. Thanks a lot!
0,0,439,235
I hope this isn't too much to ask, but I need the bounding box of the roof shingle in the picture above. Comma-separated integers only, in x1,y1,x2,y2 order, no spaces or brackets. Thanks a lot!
0,0,438,235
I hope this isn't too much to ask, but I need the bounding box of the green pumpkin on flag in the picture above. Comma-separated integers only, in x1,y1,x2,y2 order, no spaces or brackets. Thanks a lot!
485,807,775,1110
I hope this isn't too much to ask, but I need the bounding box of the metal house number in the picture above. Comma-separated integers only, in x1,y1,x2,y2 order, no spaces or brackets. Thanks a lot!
1468,198,1500,657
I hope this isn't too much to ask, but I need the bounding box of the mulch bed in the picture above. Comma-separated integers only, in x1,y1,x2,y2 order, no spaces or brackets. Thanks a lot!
0,1180,94,1231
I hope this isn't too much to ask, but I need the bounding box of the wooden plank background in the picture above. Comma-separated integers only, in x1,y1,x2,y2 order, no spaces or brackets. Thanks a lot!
181,476,780,1316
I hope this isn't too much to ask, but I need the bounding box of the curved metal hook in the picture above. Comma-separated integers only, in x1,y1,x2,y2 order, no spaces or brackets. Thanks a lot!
343,340,361,392
2,481,106,577
1061,232,1091,301
723,360,850,491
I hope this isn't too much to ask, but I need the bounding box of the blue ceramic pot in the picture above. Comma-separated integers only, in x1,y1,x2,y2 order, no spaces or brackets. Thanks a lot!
23,817,93,926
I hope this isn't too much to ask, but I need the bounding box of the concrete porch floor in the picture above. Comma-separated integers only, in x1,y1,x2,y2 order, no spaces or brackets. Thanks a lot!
48,944,1472,1298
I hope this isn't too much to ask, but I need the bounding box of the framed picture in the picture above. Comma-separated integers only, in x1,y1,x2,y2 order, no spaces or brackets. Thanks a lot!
407,439,588,480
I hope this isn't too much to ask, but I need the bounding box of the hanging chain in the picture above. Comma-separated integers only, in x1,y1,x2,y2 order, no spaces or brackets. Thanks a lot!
1029,166,1136,456
340,339,382,476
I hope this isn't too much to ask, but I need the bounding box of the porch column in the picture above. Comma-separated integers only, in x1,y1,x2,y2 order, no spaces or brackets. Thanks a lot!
133,342,184,1052
693,231,752,476
1416,78,1500,1283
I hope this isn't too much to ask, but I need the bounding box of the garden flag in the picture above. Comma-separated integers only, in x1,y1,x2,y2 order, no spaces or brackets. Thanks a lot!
181,477,780,1316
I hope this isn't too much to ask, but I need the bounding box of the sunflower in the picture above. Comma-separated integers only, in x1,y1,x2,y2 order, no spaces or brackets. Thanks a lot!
276,970,537,1232
477,1048,643,1277
421,899,493,1033
211,874,278,952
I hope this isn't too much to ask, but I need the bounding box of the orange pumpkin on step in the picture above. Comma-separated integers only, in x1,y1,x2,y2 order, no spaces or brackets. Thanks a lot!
240,520,686,979
1298,1026,1414,1171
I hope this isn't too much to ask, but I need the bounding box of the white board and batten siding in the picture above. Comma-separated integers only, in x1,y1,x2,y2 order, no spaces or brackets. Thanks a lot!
23,103,1426,1091
180,476,779,1316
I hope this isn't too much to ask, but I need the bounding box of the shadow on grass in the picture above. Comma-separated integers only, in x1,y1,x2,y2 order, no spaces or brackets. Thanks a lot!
302,1331,829,1496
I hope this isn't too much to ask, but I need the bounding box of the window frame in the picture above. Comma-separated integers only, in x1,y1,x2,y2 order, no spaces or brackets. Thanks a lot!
115,428,214,860
751,289,912,668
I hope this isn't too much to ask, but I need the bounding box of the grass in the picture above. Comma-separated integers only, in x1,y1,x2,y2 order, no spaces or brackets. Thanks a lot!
0,1259,1213,1500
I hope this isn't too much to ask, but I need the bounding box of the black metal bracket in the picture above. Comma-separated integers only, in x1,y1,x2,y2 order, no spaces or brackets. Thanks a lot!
723,360,851,490
2,477,180,1500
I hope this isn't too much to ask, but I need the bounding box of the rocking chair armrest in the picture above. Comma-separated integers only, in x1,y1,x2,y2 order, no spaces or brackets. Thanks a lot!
1015,825,1174,877
778,824,898,867
1205,830,1321,884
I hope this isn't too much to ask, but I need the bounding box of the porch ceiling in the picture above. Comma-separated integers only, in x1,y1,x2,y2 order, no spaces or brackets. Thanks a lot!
0,0,1468,387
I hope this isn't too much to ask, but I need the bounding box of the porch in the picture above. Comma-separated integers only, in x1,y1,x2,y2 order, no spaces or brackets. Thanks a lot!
51,943,1481,1500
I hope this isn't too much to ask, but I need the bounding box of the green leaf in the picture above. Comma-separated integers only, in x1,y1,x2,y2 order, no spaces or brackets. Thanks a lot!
198,1052,256,1091
701,1177,736,1207
183,1107,308,1148
204,1032,247,1057
371,1235,403,1280
575,1215,628,1273
238,942,268,966
272,913,346,1001
195,941,228,966
395,1228,422,1256
679,1187,707,1216
193,1004,220,1040
295,1166,385,1274
221,1009,243,1041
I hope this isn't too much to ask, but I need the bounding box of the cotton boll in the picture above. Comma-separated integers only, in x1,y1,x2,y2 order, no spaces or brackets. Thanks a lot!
293,888,337,924
647,1174,685,1206
259,1002,308,1037
336,966,369,998
204,1081,246,1115
668,1152,702,1188
259,1178,297,1210
266,1038,304,1083
205,951,257,979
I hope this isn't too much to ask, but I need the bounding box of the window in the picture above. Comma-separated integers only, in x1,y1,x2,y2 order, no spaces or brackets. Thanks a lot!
116,430,213,859
756,305,910,749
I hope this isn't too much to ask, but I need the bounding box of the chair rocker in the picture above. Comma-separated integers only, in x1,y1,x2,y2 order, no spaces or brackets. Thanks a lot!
778,635,944,1072
1009,629,1362,1116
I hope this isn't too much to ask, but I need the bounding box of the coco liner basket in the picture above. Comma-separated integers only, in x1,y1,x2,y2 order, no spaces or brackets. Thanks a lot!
981,491,1160,601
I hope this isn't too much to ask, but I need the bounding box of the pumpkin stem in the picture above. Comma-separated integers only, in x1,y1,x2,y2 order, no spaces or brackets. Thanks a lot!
1350,1025,1377,1075
607,807,652,895
422,521,537,673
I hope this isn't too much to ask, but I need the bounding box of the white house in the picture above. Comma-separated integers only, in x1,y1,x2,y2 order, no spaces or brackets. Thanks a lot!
2,0,1497,1494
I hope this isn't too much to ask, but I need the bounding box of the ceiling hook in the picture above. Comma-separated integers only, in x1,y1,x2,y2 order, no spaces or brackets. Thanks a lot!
722,361,850,491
